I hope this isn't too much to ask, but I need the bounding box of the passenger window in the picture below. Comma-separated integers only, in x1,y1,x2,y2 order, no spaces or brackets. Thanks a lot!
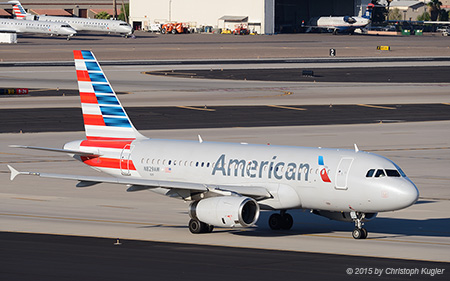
375,169,385,178
366,169,375,177
386,169,401,177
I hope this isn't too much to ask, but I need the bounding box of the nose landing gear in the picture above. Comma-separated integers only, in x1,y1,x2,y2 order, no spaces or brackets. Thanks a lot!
351,212,368,239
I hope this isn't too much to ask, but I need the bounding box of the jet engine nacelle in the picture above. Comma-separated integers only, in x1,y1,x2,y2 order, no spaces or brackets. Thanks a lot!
189,196,260,228
312,210,377,222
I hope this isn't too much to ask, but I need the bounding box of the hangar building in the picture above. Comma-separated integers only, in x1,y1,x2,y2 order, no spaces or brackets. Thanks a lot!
130,0,362,34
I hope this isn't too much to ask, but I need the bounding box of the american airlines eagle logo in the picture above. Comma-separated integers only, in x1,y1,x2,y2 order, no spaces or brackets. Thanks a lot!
318,156,331,183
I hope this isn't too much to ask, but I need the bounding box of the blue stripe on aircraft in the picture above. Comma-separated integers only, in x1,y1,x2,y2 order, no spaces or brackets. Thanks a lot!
103,117,131,127
85,61,101,71
100,106,126,117
88,72,107,83
319,155,324,165
96,95,120,105
81,51,95,60
93,84,113,94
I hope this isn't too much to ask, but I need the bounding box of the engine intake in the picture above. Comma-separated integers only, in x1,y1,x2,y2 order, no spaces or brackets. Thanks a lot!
189,196,260,227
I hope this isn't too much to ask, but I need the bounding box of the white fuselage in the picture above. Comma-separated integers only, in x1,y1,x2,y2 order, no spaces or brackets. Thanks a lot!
37,16,132,35
65,138,419,214
0,18,76,36
310,16,370,31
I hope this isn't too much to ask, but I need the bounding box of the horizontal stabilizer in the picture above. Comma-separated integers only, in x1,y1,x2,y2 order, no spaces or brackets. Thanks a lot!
9,145,100,157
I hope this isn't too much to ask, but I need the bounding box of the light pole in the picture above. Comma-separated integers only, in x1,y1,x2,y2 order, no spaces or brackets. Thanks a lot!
169,0,172,22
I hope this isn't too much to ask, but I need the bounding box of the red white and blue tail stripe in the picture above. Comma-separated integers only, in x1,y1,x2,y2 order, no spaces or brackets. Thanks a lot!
12,2,27,19
74,50,144,141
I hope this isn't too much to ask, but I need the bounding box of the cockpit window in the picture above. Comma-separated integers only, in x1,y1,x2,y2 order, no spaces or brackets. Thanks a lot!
374,169,385,177
385,169,401,177
366,169,375,177
393,163,407,177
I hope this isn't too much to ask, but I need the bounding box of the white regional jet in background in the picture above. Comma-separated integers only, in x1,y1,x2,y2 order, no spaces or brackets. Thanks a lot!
8,50,419,239
7,1,133,37
304,6,372,35
0,18,76,38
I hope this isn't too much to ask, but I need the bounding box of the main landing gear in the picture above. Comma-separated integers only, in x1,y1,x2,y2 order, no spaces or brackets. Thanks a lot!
188,219,214,234
268,210,293,230
351,212,368,239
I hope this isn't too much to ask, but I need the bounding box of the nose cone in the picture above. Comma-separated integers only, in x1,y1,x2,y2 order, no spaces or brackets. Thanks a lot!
62,27,76,35
121,26,132,35
395,180,419,209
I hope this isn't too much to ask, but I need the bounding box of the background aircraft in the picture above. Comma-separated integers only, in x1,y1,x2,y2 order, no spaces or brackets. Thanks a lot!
304,5,372,34
6,1,133,37
8,50,419,240
0,18,76,38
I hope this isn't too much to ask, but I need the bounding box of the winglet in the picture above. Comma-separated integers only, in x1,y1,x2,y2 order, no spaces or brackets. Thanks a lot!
354,144,359,152
7,165,21,181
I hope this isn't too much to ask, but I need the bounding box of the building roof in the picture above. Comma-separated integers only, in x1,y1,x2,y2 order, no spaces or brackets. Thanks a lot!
390,1,425,9
30,9,72,16
218,15,248,22
0,8,12,16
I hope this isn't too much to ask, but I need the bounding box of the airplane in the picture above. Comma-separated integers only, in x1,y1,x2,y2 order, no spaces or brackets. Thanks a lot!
0,18,76,38
7,50,419,239
5,1,133,37
303,5,372,35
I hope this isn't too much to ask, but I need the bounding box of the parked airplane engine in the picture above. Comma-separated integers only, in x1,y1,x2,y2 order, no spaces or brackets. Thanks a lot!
312,210,377,222
189,196,260,227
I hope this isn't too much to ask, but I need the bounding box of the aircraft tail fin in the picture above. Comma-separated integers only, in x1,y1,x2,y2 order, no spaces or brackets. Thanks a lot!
362,3,373,20
9,1,27,19
73,50,144,141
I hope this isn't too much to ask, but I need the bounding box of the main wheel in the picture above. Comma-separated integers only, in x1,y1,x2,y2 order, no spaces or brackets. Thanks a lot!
281,213,293,230
189,219,203,234
269,213,282,230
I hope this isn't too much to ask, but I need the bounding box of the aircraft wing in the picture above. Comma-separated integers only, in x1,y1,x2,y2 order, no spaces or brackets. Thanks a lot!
7,165,272,199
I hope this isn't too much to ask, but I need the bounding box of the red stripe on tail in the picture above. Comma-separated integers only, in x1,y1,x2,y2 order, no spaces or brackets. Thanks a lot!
76,70,91,82
83,114,105,126
80,92,98,104
73,50,83,60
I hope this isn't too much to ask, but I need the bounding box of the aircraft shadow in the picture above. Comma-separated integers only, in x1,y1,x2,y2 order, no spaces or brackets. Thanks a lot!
231,209,450,238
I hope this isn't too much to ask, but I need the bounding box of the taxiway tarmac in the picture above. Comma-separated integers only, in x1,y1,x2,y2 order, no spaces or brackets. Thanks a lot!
1,63,450,110
1,53,449,272
1,122,449,262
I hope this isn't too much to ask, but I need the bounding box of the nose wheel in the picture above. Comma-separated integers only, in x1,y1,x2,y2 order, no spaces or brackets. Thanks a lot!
351,212,368,239
352,227,368,239
268,211,293,230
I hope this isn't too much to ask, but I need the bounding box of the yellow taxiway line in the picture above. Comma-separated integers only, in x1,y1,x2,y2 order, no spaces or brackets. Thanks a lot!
267,105,307,111
357,104,397,110
177,106,216,112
